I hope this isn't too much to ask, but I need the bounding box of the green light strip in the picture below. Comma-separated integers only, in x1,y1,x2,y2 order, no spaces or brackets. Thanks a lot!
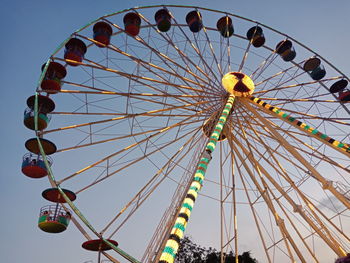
158,95,235,263
249,96,350,154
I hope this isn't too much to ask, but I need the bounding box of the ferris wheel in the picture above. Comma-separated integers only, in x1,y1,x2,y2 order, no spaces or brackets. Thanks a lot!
22,5,350,263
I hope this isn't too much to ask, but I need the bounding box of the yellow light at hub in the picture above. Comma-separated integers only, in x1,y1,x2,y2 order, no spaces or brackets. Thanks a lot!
222,72,255,97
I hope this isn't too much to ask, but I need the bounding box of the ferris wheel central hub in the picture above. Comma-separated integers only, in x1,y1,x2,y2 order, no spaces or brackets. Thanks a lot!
222,71,255,97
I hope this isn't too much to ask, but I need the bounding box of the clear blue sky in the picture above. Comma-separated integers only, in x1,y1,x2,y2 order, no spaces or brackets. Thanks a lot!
1,1,350,262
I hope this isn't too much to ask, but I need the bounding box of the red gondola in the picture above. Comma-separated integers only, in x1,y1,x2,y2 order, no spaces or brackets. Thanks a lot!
330,79,348,93
82,239,119,251
41,62,67,93
123,12,141,36
64,38,87,66
21,153,52,179
339,90,350,102
42,188,77,203
93,21,113,47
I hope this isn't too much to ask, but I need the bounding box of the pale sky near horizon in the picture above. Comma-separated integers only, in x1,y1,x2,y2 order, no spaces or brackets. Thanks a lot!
1,1,350,262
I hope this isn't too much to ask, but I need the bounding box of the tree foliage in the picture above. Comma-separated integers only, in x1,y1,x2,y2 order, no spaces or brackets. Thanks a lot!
175,236,258,263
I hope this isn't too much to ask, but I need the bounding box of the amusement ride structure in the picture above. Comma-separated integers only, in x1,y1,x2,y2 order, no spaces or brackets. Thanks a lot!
22,5,350,263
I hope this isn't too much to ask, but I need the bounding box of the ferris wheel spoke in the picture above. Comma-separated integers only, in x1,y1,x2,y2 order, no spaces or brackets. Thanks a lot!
237,33,254,73
235,116,304,186
55,121,187,153
234,106,344,217
253,61,302,87
300,194,350,244
144,136,210,263
236,111,308,192
228,130,347,259
243,100,350,211
77,33,210,93
229,147,238,260
59,88,206,113
201,23,224,77
233,157,273,262
49,111,203,117
261,71,306,101
56,115,204,156
227,135,299,261
264,190,320,262
165,9,222,87
235,167,298,262
54,56,207,96
62,79,120,93
265,105,350,130
59,89,206,102
103,129,204,238
108,16,216,91
258,97,342,104
235,106,349,174
254,76,343,96
43,102,209,135
84,57,212,96
75,125,202,194
240,114,350,240
192,32,223,84
218,143,238,259
51,109,208,153
217,30,232,73
301,194,350,245
246,97,350,157
249,51,277,81
263,123,350,175
85,38,217,103
231,109,305,184
58,108,208,184
238,137,307,187
250,44,296,84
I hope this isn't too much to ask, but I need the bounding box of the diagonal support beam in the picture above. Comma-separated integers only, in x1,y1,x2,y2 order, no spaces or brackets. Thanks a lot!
158,95,236,263
247,96,350,157
241,99,350,214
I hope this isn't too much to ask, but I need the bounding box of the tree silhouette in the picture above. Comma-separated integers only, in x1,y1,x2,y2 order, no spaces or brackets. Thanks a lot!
175,236,258,263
